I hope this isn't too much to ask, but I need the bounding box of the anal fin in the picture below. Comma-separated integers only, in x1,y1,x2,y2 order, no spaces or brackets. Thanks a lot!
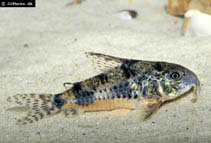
62,108,84,117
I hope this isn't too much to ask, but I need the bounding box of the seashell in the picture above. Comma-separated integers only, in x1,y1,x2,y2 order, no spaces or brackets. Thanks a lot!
117,10,138,20
184,10,211,37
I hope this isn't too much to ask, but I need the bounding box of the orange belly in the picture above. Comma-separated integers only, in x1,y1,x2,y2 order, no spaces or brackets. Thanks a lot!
61,98,137,112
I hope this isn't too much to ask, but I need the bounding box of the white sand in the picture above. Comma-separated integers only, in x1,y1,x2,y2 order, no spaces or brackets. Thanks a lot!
0,0,211,143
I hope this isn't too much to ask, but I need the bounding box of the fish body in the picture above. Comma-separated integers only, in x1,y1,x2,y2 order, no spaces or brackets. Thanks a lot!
7,52,200,124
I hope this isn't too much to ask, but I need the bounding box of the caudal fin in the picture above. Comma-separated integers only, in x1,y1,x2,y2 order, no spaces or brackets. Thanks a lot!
7,93,60,125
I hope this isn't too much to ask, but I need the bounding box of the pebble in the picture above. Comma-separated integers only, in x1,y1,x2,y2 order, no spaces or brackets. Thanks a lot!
117,10,138,20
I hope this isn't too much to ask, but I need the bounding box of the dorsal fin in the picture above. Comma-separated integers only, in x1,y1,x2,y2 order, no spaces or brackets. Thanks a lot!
85,52,127,72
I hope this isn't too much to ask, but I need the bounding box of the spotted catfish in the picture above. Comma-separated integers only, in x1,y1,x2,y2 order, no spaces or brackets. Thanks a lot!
7,52,200,124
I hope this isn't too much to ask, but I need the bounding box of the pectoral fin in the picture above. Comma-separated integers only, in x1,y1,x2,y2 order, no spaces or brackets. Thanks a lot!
136,98,162,121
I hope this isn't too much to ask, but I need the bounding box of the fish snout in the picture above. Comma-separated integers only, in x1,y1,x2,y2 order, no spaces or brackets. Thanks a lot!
183,71,200,102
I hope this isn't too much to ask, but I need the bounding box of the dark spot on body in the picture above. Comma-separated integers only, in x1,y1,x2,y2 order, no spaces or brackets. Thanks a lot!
142,86,147,97
75,98,83,106
98,74,108,84
154,62,162,72
82,91,90,97
75,91,95,106
123,60,139,66
111,81,136,100
137,75,147,84
124,82,129,87
128,93,132,99
72,83,82,94
113,85,117,90
120,64,131,79
117,94,121,98
53,94,67,109
119,83,123,89
133,93,138,99
91,86,96,91
152,80,160,96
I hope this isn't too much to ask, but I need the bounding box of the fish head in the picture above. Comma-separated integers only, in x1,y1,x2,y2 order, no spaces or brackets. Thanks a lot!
158,63,200,102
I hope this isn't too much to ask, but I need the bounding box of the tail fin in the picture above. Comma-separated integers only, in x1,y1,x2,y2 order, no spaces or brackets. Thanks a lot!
7,93,61,125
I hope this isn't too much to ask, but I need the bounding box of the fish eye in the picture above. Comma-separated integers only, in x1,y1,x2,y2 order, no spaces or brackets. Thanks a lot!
169,71,181,80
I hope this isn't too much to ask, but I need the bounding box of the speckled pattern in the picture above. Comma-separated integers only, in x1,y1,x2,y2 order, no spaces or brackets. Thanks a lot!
6,52,200,125
0,0,211,143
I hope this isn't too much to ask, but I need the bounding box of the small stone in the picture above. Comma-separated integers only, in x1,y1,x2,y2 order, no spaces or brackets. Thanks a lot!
24,44,29,48
118,10,138,20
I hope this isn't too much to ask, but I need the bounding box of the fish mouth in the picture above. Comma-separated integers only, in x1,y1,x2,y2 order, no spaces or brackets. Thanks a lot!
178,83,200,103
178,69,200,102
161,84,199,105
